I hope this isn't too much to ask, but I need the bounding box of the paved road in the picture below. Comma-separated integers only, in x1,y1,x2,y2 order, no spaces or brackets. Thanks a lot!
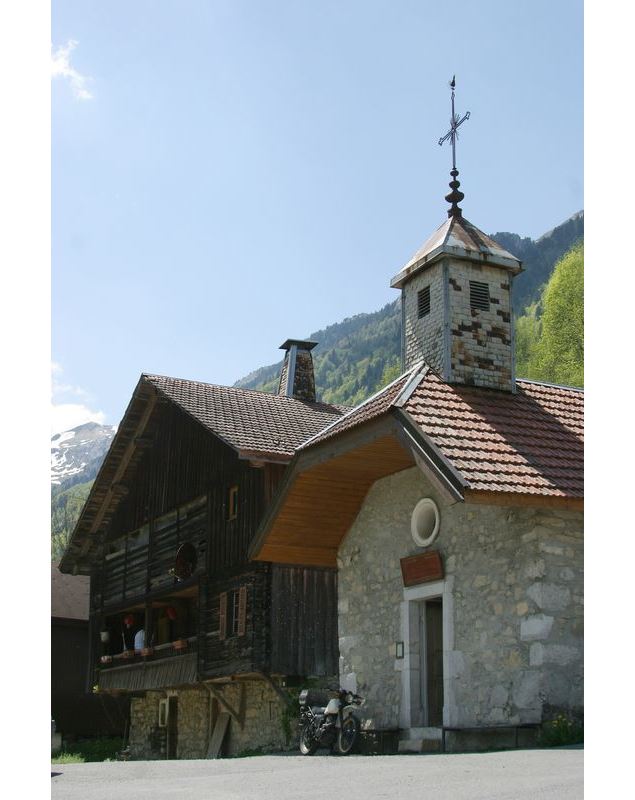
52,748,583,800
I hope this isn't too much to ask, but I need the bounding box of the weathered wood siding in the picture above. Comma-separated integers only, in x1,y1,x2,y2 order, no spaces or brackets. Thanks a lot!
93,403,265,610
269,565,338,676
198,565,270,678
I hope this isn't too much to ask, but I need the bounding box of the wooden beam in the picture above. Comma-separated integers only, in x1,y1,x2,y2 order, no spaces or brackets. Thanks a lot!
255,543,337,567
80,392,158,556
205,682,245,727
463,489,583,511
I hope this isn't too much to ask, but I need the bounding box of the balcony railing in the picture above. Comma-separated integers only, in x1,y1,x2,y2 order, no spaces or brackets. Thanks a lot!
98,636,198,669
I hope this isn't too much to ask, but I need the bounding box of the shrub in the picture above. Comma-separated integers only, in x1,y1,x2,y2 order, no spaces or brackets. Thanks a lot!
539,714,583,746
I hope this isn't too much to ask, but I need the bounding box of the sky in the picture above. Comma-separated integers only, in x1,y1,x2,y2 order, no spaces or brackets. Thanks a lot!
51,0,583,433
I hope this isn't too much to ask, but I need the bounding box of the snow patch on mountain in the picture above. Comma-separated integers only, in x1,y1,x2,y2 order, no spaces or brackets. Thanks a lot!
51,421,116,491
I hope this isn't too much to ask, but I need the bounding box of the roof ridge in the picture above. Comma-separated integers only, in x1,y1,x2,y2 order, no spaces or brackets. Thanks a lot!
298,362,421,449
516,378,584,393
142,373,348,410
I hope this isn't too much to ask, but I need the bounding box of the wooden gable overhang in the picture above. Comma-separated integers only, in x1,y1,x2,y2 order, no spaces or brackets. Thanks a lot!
59,376,293,577
59,377,160,576
249,410,467,568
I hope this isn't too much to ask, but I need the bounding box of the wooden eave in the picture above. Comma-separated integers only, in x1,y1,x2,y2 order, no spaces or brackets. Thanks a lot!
59,377,160,576
249,417,417,567
59,376,295,576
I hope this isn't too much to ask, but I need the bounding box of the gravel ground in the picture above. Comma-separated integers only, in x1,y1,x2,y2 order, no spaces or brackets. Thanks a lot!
51,747,583,800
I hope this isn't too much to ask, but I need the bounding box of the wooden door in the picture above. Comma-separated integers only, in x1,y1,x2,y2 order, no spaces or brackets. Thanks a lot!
425,599,444,727
167,696,178,759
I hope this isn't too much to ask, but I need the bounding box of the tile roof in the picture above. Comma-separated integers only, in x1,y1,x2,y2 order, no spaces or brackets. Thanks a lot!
299,368,416,449
402,373,583,498
144,374,347,460
391,215,522,289
299,368,583,500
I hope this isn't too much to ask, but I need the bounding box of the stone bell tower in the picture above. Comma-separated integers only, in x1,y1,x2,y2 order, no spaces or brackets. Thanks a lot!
391,78,522,392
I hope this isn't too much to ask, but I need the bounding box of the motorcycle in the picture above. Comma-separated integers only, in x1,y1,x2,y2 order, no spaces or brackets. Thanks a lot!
298,687,364,755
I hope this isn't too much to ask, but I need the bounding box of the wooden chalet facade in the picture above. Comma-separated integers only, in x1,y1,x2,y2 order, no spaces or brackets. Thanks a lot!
59,343,342,758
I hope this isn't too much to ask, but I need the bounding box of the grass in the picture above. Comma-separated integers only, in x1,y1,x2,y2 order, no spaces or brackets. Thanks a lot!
52,737,124,764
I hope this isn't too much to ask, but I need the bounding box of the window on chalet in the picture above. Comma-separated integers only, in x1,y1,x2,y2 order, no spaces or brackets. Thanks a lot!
219,586,247,640
227,486,239,521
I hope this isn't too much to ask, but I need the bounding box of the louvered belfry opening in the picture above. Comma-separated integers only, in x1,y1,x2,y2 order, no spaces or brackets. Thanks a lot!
469,280,490,311
277,339,318,402
417,286,431,318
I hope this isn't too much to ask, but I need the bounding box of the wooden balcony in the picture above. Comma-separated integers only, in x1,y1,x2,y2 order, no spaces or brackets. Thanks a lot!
97,637,198,693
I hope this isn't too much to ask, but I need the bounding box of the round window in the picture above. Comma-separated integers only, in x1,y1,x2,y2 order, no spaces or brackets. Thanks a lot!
411,498,440,547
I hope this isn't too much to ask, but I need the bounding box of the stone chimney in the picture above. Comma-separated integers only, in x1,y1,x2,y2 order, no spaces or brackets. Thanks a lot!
277,340,318,402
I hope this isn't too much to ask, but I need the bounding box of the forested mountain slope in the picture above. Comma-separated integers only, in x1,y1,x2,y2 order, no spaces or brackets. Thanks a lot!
236,211,584,404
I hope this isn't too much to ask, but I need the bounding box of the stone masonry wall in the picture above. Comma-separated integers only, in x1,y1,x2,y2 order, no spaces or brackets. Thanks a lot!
128,679,292,760
338,466,583,731
403,262,446,373
129,692,165,760
447,258,514,391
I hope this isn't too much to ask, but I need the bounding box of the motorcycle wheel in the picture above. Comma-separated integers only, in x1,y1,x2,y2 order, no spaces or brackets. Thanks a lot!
334,715,359,755
299,721,319,756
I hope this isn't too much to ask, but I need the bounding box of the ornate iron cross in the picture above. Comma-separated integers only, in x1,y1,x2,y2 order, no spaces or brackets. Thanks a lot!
438,76,470,170
438,76,471,218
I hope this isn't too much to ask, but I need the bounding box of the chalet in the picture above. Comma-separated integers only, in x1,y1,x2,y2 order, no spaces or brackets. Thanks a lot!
250,182,584,752
59,340,343,758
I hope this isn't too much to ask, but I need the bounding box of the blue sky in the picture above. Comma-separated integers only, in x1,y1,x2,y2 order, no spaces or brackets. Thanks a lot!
52,0,583,432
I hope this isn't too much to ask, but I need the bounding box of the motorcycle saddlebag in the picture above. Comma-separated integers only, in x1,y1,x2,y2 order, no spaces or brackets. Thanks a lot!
298,689,330,707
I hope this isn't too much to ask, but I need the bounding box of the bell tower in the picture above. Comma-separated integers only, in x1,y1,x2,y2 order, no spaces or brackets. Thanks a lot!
391,78,522,392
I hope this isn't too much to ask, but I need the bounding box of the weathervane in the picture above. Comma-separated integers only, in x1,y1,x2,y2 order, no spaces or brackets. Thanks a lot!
438,76,470,218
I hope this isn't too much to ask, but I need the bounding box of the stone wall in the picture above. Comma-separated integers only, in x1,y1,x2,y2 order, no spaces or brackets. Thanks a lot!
337,466,583,733
128,679,293,760
447,258,514,391
403,262,446,374
129,692,165,760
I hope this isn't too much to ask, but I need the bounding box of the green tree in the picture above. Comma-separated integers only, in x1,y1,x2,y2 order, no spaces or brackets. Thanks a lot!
514,303,541,380
528,242,583,386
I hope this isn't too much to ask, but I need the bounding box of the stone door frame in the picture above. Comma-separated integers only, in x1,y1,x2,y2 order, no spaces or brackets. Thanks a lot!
399,577,455,730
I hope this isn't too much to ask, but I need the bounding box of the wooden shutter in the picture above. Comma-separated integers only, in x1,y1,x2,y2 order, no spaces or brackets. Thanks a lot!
237,586,247,637
219,592,227,641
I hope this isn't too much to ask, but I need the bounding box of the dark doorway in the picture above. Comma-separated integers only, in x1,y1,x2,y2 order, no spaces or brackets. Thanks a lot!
167,696,178,759
424,598,443,726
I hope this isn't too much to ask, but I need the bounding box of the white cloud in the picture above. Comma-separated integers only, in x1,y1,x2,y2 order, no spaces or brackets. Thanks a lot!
51,40,93,101
51,403,106,436
51,362,105,435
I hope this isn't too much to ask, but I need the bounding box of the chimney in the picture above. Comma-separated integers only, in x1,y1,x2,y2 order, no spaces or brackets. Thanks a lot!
277,340,318,402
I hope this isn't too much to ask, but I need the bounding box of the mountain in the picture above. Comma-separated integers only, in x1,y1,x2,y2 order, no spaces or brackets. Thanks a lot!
236,212,584,404
51,421,116,495
493,210,584,313
51,422,116,560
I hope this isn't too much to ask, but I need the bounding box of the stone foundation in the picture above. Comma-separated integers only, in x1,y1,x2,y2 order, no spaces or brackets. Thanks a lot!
128,679,294,760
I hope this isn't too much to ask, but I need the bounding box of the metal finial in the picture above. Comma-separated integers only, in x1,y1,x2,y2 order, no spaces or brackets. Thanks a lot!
438,76,470,218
